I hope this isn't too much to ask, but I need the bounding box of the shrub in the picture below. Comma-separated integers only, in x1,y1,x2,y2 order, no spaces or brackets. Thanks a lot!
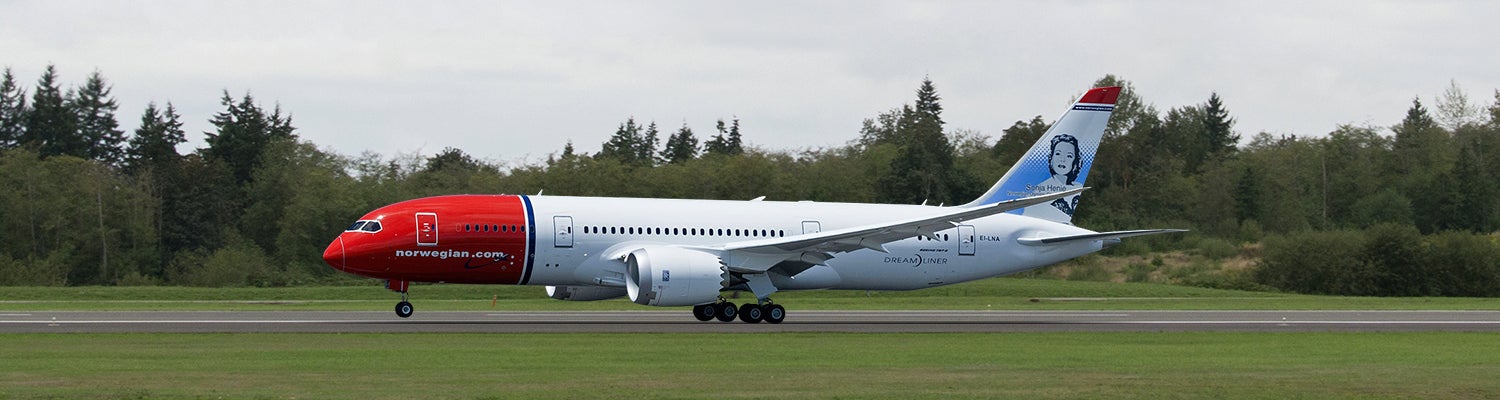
1123,262,1155,283
1423,232,1500,297
166,244,274,287
1195,238,1240,260
1360,223,1427,296
1065,262,1113,282
1255,230,1369,295
0,253,68,286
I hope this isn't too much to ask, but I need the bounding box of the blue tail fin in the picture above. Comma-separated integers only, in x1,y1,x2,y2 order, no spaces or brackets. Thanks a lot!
963,86,1120,224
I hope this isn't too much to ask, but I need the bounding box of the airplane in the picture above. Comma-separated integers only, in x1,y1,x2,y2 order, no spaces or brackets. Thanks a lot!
321,86,1182,323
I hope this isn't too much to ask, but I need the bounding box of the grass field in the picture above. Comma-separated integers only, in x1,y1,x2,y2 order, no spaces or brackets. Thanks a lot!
5,279,1499,399
2,332,1497,399
4,278,1500,311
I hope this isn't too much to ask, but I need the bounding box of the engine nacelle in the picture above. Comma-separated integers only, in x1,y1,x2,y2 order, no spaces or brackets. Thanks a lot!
625,246,728,306
545,285,627,301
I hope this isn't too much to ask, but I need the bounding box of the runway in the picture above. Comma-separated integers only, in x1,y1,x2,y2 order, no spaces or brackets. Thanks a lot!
4,310,1500,333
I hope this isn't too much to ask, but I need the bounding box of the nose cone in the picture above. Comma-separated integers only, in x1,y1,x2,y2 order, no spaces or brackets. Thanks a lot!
322,237,345,271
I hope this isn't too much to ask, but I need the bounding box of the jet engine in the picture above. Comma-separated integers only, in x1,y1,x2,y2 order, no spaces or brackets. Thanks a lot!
625,246,729,306
546,285,627,301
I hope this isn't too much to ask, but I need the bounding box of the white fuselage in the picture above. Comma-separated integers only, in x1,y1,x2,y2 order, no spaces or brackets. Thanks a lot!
521,195,1102,291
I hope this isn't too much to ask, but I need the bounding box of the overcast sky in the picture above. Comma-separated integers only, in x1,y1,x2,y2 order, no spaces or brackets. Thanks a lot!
3,1,1496,165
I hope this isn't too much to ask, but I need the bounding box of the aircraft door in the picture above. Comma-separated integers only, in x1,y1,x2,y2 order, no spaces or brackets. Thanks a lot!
554,216,574,248
416,212,438,246
802,221,821,234
958,225,976,256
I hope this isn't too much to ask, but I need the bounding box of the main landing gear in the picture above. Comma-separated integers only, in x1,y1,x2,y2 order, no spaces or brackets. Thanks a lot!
388,280,414,318
692,297,785,324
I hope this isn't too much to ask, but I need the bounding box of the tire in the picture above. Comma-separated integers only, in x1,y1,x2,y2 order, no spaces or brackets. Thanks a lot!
395,301,414,318
764,304,785,324
693,304,715,321
715,302,737,322
739,303,763,323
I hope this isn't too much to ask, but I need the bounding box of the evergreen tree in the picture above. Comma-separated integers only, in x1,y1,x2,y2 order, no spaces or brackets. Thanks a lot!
125,102,186,175
72,71,125,166
704,117,743,156
125,102,187,275
1391,97,1451,185
598,117,644,165
23,65,83,158
660,122,699,164
726,117,743,155
1394,97,1440,144
1201,92,1239,157
0,67,27,149
559,141,577,161
203,91,297,183
876,78,960,204
638,121,660,165
1448,139,1497,232
913,78,943,126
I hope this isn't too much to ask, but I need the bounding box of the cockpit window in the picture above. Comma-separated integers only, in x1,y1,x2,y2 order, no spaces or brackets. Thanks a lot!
345,220,382,233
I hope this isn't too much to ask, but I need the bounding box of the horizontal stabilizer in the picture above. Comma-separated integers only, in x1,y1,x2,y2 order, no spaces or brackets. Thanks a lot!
1016,229,1187,246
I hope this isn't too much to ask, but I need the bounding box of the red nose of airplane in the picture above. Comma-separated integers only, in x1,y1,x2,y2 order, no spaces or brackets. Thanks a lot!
322,237,345,271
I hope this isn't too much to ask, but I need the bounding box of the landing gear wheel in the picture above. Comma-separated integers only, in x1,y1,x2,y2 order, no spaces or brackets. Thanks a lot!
764,304,785,324
714,302,738,322
692,304,716,321
395,301,414,318
739,303,764,323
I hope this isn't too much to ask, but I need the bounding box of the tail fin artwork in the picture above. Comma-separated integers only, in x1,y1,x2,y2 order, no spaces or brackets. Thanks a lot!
963,86,1120,224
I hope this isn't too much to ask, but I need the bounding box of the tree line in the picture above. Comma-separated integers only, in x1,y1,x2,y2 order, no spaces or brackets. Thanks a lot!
3,64,1500,294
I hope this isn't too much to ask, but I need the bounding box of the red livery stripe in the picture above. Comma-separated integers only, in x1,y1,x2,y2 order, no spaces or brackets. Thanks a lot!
1077,86,1121,105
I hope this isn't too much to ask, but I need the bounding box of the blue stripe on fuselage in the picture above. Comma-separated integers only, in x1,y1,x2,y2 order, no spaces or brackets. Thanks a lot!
520,195,536,285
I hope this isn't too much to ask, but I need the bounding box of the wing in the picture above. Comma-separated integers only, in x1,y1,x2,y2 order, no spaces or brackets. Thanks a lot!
709,187,1087,273
1016,229,1187,246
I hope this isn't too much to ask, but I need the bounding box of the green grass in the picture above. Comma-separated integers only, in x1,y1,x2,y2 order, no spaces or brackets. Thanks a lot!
1,332,1497,399
4,278,1500,311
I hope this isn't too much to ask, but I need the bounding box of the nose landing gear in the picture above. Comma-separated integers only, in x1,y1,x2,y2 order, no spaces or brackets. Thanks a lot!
388,280,413,318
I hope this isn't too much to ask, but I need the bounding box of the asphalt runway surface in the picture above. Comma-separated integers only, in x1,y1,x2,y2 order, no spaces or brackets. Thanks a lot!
4,310,1500,333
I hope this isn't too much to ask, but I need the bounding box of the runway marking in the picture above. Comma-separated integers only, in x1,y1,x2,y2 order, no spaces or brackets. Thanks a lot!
5,319,1499,325
1121,321,1500,325
0,320,392,324
0,313,32,316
